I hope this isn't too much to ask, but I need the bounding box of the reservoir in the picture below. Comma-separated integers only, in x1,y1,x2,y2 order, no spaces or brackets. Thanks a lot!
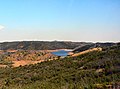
52,50,71,57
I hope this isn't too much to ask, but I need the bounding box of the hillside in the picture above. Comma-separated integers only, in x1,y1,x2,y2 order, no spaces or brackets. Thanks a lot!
0,41,116,51
0,42,117,68
0,44,119,89
73,42,116,53
0,50,58,67
0,41,91,50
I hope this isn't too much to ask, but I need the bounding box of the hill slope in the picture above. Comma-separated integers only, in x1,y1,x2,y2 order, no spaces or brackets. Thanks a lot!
0,41,116,51
0,45,119,89
0,41,91,50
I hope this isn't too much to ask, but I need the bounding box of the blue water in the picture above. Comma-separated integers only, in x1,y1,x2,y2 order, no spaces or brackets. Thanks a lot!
52,50,70,57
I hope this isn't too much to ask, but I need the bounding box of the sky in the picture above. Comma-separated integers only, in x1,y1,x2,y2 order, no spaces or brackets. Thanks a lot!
0,0,120,42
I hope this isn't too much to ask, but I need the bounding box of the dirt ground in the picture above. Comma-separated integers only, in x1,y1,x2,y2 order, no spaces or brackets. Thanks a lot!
71,47,102,57
12,60,45,67
0,64,8,67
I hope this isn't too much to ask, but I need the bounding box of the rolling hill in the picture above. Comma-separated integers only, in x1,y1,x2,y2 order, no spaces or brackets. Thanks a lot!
0,41,92,50
0,41,116,51
0,43,119,89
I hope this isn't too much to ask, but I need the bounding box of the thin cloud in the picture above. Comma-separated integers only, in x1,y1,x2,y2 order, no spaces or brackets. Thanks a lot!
0,25,5,30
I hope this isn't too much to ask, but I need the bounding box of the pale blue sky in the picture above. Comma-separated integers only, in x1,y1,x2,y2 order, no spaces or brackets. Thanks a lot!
0,0,120,42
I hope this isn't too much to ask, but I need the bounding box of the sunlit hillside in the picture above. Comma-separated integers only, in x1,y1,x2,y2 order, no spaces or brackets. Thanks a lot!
0,44,119,89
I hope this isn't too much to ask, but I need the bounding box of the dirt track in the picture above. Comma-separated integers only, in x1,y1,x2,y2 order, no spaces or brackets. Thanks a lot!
71,47,102,57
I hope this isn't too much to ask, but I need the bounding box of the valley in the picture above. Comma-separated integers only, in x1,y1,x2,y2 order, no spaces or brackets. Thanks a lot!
0,41,119,89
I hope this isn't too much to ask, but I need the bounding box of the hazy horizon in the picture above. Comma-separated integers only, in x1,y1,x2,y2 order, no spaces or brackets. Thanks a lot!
0,40,119,43
0,0,120,42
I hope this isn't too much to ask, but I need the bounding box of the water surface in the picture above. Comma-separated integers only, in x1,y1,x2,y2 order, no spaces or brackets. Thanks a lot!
52,50,70,57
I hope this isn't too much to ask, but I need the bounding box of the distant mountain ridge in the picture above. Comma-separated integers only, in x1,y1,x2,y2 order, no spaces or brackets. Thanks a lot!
73,42,117,53
0,41,118,50
0,41,91,50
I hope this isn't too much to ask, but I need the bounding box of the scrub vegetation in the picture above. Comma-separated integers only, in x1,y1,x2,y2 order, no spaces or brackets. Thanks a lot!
0,44,119,89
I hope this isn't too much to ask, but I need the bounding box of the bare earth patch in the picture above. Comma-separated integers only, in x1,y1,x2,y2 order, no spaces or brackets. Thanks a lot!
1,48,102,67
0,64,8,67
71,47,102,57
12,60,45,67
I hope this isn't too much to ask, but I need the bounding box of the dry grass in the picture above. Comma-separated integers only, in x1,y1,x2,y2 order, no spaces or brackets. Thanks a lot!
0,64,8,67
12,60,45,67
71,47,102,57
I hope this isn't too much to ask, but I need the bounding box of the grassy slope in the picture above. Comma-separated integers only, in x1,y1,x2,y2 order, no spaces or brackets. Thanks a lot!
0,45,120,89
